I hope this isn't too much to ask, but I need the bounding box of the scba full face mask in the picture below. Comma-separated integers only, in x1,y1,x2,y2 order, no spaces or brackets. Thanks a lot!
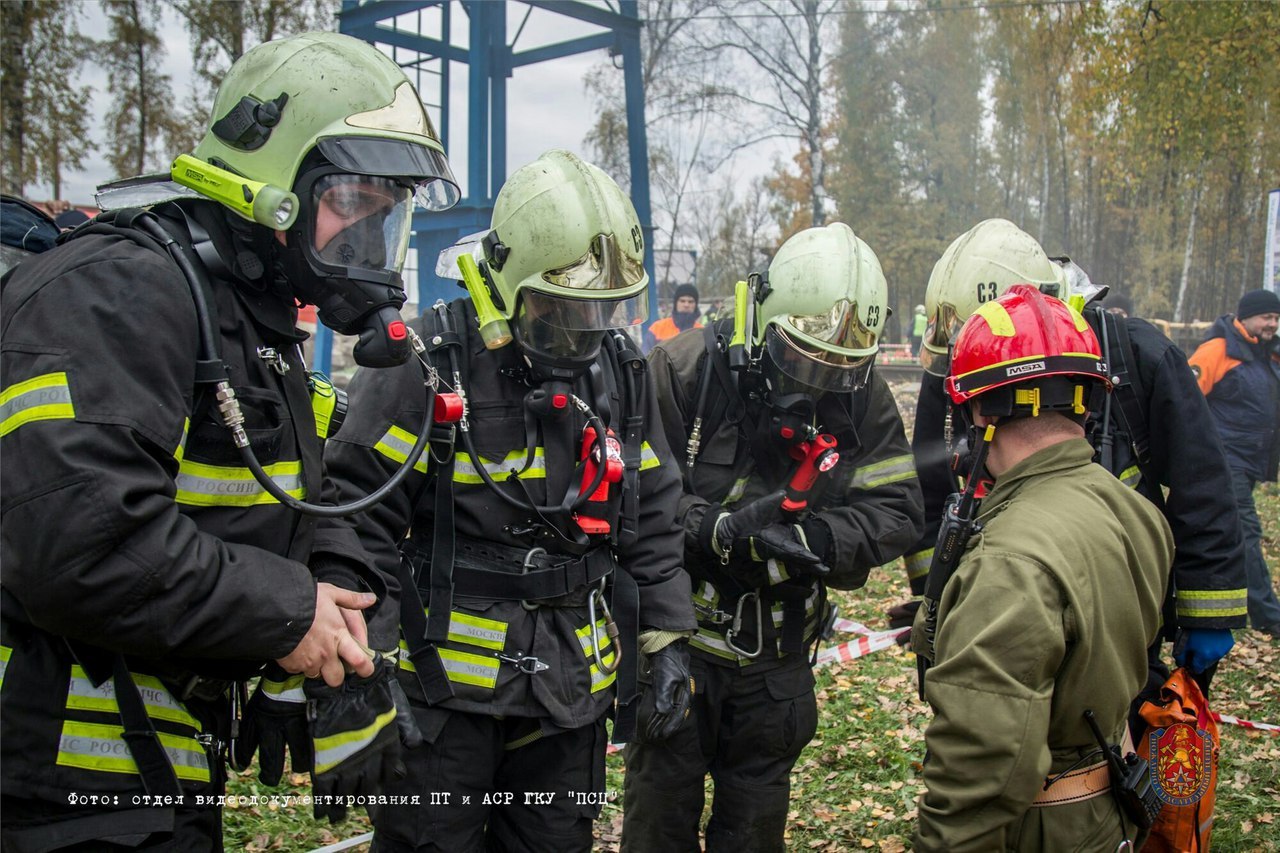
512,232,648,379
280,165,427,367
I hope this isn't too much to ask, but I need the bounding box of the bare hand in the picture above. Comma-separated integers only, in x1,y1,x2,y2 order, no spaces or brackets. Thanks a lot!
277,583,376,687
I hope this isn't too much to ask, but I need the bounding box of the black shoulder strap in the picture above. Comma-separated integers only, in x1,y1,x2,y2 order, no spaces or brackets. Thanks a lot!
1103,313,1152,467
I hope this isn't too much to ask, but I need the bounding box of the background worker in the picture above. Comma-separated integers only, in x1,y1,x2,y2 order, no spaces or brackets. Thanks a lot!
900,219,1245,708
623,222,922,852
644,282,702,352
913,284,1171,850
909,303,927,356
0,32,459,850
309,149,696,852
1188,289,1280,638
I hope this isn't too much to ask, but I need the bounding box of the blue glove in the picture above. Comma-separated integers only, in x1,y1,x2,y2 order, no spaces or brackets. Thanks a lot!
1174,628,1235,674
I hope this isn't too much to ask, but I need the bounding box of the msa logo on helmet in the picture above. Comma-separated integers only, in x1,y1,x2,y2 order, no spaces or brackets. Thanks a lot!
1005,361,1044,378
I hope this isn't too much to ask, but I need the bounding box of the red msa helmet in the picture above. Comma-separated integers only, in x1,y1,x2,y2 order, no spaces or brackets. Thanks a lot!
946,284,1110,419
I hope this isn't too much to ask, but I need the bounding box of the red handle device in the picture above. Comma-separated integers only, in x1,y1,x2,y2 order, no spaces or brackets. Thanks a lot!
575,426,624,534
434,392,464,424
781,433,839,516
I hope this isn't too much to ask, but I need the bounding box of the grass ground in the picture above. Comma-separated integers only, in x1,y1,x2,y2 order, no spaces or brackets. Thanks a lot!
224,385,1280,851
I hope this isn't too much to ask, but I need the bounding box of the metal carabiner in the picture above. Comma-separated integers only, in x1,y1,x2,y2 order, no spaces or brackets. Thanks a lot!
521,547,547,611
495,650,549,675
587,578,622,675
724,592,764,659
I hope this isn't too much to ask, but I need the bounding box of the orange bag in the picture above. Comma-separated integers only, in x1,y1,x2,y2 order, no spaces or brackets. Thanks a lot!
1137,667,1219,852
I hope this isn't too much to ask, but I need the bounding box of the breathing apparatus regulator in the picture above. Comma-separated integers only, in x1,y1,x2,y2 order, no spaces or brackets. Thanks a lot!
93,32,469,518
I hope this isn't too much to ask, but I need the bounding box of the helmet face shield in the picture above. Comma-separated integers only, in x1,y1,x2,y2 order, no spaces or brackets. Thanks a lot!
766,325,873,394
541,233,646,293
316,136,459,212
787,297,879,354
310,173,414,279
517,289,648,361
922,302,966,377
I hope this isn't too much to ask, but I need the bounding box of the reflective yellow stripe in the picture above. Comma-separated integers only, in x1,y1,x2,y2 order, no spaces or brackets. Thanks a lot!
261,673,306,705
454,449,546,484
575,620,617,693
850,454,917,490
905,548,933,580
175,459,305,506
313,707,397,774
420,609,508,652
690,630,743,662
639,441,661,471
174,417,190,463
0,644,11,689
974,301,1016,337
57,721,210,782
66,666,200,729
725,477,750,504
1176,589,1249,619
311,376,339,439
0,372,75,437
1119,465,1142,489
374,424,429,474
437,648,499,688
397,640,417,673
766,558,790,585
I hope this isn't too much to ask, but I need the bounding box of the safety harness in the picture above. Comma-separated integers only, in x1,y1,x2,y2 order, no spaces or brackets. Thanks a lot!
1089,308,1153,483
393,299,647,741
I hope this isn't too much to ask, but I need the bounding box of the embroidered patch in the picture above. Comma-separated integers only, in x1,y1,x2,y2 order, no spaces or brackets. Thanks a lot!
1148,722,1213,806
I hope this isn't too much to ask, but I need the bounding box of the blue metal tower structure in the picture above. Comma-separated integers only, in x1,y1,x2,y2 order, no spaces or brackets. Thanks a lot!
312,0,654,374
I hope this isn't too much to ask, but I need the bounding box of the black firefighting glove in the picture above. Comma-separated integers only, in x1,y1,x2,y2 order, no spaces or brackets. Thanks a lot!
747,524,828,576
305,655,421,822
886,599,921,647
640,641,695,743
701,491,786,561
232,664,313,785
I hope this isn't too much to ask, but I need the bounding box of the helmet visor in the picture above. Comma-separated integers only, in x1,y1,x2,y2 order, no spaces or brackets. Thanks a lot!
541,233,647,293
921,302,966,377
316,137,460,212
786,297,879,353
766,325,873,393
516,291,647,361
311,173,414,276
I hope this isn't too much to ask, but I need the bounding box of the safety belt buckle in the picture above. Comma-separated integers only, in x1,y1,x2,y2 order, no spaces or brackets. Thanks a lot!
496,651,549,675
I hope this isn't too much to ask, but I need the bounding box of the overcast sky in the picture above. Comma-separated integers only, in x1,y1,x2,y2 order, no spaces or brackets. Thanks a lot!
40,3,779,209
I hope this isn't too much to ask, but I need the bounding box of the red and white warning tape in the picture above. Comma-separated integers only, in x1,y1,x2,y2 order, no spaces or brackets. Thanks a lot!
1212,712,1280,735
812,618,909,668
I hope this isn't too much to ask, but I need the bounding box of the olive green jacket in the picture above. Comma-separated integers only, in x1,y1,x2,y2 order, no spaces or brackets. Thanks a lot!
913,438,1172,851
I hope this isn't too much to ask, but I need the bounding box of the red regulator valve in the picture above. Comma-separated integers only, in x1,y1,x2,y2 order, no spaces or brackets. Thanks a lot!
575,426,624,534
781,433,839,516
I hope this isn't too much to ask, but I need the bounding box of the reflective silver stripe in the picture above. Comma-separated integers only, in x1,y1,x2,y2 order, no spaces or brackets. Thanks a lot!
261,674,307,705
1176,589,1249,619
66,666,199,728
1119,465,1142,489
453,449,546,484
575,621,617,692
690,630,742,662
425,609,508,651
57,721,210,782
905,548,933,580
0,644,10,688
766,558,789,585
397,640,417,673
849,454,917,490
692,581,720,611
174,417,190,463
312,707,397,774
175,459,305,506
374,424,429,474
639,441,661,471
0,372,75,437
438,648,499,688
725,477,750,504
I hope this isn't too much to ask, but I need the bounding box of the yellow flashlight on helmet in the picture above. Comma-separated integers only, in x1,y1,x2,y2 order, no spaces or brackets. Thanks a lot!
170,154,299,230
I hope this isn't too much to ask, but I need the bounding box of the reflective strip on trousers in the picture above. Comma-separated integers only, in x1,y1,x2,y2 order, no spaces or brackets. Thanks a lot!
0,644,10,689
1177,588,1249,620
261,674,307,704
848,454,917,490
312,706,397,774
57,721,211,782
175,458,305,507
0,372,75,437
66,665,201,729
374,424,429,474
575,620,617,693
453,449,546,484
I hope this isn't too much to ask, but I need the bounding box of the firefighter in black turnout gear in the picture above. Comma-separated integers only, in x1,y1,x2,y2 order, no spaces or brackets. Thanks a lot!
622,223,923,853
310,150,696,852
903,219,1247,709
0,33,460,851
